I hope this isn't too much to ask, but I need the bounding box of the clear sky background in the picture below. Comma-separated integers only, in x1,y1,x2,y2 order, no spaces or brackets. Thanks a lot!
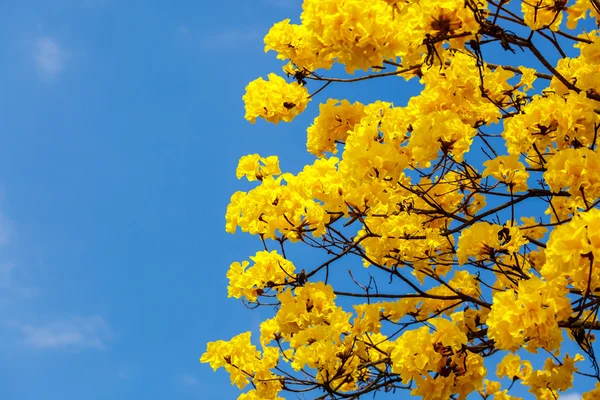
0,1,309,399
0,1,594,400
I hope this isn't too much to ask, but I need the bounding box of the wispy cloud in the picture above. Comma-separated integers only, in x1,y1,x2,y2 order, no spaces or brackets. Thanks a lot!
117,368,131,379
561,394,582,400
0,195,110,354
264,0,297,8
56,0,114,8
0,262,39,299
17,316,112,349
203,28,262,49
33,37,67,78
0,213,38,302
0,210,12,247
80,0,115,7
176,25,191,38
177,25,263,50
0,262,14,288
180,374,200,386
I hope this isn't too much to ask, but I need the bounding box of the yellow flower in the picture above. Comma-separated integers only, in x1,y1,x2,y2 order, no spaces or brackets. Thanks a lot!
391,326,441,383
227,250,296,302
523,354,584,397
236,154,282,181
243,73,309,124
411,374,455,400
497,353,532,380
544,147,600,201
479,379,501,397
518,66,537,91
566,0,600,29
264,19,332,70
583,382,600,400
494,391,523,400
483,154,529,192
301,0,404,73
519,216,547,240
487,276,571,352
408,110,477,166
200,332,260,389
431,318,467,350
307,99,365,157
456,222,501,265
208,1,600,398
521,0,565,31
542,208,600,292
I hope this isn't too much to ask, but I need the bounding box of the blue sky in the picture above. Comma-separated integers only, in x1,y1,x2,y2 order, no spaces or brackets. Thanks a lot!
0,1,595,400
0,1,307,399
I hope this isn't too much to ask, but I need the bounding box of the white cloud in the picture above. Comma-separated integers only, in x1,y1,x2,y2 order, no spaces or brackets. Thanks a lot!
180,374,200,386
0,211,12,247
0,194,110,354
0,262,39,299
33,37,67,78
204,28,261,49
18,316,112,349
180,26,260,50
0,262,15,289
561,394,582,400
81,0,115,7
55,0,114,8
117,368,130,379
176,25,190,38
176,24,263,51
264,0,296,8
0,215,38,302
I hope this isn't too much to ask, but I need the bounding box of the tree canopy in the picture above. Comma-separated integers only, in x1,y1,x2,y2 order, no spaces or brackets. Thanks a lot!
201,1,600,399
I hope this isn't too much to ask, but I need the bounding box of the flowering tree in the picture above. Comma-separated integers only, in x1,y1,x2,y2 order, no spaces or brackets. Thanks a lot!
201,1,600,399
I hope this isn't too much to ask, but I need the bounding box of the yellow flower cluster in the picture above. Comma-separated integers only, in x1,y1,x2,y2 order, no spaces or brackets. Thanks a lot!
358,211,445,272
407,110,478,166
306,99,365,156
226,156,348,240
483,154,529,193
200,331,282,398
264,19,332,71
542,208,600,292
226,250,295,302
496,353,532,381
544,147,600,202
567,1,600,28
409,51,511,123
391,321,485,400
204,282,375,396
275,283,358,387
583,383,600,400
205,0,600,398
274,282,351,337
503,91,600,159
264,282,392,393
495,353,584,399
264,0,490,74
456,222,526,265
487,276,572,352
523,354,584,399
340,101,410,185
236,154,281,182
552,30,600,95
300,0,404,73
521,0,565,31
518,66,537,91
243,73,309,124
390,327,444,384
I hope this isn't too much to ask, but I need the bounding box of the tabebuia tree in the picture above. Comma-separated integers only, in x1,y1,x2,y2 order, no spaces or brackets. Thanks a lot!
201,1,600,399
